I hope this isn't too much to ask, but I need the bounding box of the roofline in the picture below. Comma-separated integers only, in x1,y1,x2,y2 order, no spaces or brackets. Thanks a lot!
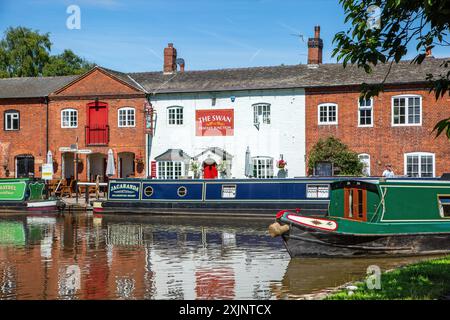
147,80,432,95
49,66,145,96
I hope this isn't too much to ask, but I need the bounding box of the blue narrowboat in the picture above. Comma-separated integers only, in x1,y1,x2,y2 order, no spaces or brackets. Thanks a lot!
93,178,338,216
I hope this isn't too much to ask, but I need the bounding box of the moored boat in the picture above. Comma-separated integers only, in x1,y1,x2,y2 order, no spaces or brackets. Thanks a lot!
0,178,65,212
269,178,450,257
93,177,336,216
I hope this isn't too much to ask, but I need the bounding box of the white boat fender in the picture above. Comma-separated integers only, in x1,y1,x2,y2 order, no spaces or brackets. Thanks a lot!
268,222,290,238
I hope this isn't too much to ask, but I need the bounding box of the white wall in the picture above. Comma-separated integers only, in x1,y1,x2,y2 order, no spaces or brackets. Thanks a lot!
149,88,306,178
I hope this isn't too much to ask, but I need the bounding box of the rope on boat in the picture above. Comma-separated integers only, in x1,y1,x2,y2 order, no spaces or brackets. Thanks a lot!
288,234,413,251
370,187,388,223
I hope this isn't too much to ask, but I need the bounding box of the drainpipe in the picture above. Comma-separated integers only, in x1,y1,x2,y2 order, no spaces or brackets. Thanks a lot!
45,96,49,153
145,94,153,178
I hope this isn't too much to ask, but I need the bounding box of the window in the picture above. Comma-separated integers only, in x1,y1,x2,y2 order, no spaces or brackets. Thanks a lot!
4,110,19,131
404,152,435,177
157,161,183,179
358,98,373,127
306,184,329,198
118,107,135,127
392,95,422,126
61,109,78,128
252,157,274,179
253,103,271,126
358,154,371,176
438,196,450,218
168,106,183,125
318,103,338,125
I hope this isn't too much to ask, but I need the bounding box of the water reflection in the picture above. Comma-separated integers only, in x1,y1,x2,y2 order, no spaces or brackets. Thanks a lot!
0,213,441,300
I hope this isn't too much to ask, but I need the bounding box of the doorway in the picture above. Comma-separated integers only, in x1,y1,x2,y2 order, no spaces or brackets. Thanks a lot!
87,101,108,145
344,187,367,221
16,155,34,178
118,152,135,178
88,153,107,182
62,152,75,179
203,161,218,179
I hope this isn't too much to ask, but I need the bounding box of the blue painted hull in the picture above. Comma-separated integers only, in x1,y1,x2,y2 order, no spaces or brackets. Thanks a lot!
99,178,336,216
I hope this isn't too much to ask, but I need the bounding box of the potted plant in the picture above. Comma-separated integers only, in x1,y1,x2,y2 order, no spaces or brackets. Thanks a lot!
190,160,201,179
276,159,288,178
217,160,229,178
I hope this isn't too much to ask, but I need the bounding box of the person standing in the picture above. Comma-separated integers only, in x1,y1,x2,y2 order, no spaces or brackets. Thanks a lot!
382,164,395,178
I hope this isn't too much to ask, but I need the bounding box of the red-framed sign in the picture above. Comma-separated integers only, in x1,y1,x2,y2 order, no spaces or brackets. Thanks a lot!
196,109,234,136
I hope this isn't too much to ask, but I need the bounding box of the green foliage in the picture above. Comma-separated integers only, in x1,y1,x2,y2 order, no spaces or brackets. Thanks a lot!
0,26,94,78
42,49,94,76
308,136,364,176
333,0,450,139
0,26,51,77
327,255,450,300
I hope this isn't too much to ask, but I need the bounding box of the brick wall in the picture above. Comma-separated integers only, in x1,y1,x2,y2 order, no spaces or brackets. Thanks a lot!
305,86,450,176
0,98,47,178
48,96,147,180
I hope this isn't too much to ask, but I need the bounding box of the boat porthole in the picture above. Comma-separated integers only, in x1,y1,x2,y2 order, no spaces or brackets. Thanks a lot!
144,186,154,197
177,186,187,197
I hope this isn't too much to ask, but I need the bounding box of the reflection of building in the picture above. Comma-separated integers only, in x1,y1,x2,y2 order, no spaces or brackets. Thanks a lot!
0,215,289,299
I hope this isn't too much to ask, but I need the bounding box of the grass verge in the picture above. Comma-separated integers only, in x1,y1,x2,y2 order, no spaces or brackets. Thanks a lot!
326,255,450,300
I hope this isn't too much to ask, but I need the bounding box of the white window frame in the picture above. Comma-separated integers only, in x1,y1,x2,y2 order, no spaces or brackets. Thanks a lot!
252,156,274,179
358,153,371,176
391,95,422,127
253,103,271,126
118,107,136,128
404,152,435,177
358,98,373,127
5,111,20,131
167,106,183,126
157,161,184,179
318,103,338,125
61,109,78,128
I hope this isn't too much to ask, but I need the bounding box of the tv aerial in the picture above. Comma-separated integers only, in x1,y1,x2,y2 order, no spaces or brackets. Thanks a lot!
290,33,305,42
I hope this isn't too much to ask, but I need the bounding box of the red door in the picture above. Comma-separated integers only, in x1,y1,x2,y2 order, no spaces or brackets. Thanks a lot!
87,101,109,145
203,163,218,179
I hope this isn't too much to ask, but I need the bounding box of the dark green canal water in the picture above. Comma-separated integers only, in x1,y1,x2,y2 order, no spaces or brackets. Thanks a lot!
0,212,437,300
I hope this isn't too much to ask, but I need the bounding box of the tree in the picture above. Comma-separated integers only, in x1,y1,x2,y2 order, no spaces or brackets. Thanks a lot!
333,0,450,138
42,49,94,76
0,26,94,78
308,136,364,176
0,26,51,77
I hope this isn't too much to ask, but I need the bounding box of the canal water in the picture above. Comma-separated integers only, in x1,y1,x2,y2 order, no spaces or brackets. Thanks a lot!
0,212,438,300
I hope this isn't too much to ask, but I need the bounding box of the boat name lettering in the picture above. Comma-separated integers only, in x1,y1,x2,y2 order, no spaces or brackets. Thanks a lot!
111,184,139,192
0,185,17,191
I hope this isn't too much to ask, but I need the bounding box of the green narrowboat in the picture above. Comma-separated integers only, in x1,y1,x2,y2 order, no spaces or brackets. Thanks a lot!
269,178,450,257
0,178,64,212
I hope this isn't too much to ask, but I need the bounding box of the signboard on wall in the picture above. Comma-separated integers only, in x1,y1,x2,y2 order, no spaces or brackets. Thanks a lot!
151,161,157,178
196,109,234,136
42,164,53,180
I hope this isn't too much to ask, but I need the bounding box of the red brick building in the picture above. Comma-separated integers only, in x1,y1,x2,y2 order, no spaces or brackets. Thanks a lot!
303,27,450,177
0,67,147,180
306,85,450,177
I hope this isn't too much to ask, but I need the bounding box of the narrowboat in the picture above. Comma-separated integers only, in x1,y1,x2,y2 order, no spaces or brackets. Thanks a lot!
93,178,336,216
269,178,450,257
0,178,65,212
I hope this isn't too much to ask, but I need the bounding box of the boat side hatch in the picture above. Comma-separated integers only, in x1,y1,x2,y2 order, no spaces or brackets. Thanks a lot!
344,187,367,221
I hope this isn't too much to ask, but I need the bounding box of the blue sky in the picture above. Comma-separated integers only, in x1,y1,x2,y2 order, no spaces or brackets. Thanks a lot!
0,0,448,73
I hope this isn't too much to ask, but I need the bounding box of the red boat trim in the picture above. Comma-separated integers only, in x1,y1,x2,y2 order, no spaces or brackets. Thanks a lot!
285,214,338,232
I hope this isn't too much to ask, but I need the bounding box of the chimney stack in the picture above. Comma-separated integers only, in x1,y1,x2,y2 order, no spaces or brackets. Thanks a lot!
308,25,323,65
164,43,177,74
426,46,433,58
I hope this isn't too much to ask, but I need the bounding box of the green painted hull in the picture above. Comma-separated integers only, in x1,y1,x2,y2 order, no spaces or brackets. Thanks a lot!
275,178,450,257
